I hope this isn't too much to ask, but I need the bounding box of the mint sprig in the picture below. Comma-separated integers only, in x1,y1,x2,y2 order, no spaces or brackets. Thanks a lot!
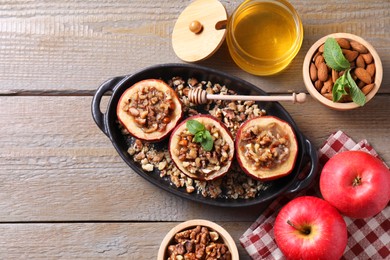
186,119,214,152
332,69,366,106
346,70,366,106
332,73,349,102
323,37,366,106
323,38,350,71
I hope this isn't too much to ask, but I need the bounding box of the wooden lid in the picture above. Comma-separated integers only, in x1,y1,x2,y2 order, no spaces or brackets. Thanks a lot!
172,0,227,62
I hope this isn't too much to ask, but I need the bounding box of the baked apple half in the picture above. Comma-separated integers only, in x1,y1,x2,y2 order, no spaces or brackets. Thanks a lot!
169,115,235,181
117,79,183,142
236,116,298,181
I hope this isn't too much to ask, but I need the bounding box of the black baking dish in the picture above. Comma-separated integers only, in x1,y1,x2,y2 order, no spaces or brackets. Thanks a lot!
91,63,318,207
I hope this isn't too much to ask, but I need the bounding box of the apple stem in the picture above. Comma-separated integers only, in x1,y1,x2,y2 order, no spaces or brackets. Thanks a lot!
352,176,362,187
287,220,311,235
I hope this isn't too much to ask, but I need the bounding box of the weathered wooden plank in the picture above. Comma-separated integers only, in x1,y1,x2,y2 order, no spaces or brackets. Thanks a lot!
0,0,388,92
0,96,389,222
0,222,252,259
0,96,267,222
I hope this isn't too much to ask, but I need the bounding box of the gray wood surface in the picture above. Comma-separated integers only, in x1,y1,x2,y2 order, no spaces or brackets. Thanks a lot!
0,0,389,259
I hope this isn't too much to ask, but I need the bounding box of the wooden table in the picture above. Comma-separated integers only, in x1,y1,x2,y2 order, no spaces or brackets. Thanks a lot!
0,0,388,258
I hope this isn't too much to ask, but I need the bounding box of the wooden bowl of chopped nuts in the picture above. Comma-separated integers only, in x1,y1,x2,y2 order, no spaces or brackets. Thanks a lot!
303,33,383,110
157,219,239,260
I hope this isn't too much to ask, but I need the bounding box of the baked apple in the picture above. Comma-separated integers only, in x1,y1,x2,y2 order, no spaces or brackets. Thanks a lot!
169,115,235,181
117,79,183,142
235,116,298,181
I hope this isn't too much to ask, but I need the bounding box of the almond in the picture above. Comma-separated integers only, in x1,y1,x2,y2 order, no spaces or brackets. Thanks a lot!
354,68,372,84
356,55,366,68
362,83,374,95
332,69,339,83
314,80,324,91
317,62,329,82
366,63,376,77
321,79,333,94
322,93,333,101
310,63,318,81
312,51,321,62
350,40,368,54
350,71,358,81
341,95,353,103
336,38,351,49
315,55,325,69
342,49,359,62
357,80,366,88
361,53,373,64
318,44,325,53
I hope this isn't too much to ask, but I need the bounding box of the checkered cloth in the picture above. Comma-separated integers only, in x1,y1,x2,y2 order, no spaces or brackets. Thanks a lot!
240,130,390,260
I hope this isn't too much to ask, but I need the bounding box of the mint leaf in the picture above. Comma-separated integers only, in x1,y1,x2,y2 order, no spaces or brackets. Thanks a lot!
346,70,366,106
193,131,204,143
186,119,214,151
186,119,205,135
323,38,350,71
332,73,348,102
201,131,213,151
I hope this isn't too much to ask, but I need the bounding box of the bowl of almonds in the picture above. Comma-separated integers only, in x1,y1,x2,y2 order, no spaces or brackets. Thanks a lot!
303,33,383,110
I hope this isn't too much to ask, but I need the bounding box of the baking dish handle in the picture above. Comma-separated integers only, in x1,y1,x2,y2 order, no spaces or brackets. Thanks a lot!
285,136,319,194
91,76,124,136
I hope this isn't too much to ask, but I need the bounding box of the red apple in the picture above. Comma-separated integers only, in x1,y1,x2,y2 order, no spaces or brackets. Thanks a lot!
320,151,390,219
274,196,347,260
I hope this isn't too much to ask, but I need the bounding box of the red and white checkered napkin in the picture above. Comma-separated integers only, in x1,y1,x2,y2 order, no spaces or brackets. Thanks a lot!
240,130,390,260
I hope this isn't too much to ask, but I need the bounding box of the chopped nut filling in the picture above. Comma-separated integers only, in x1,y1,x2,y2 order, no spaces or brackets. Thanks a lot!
122,76,270,200
122,84,175,133
174,124,231,179
240,123,290,170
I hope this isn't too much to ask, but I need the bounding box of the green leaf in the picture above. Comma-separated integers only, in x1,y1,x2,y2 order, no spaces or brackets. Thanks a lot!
201,131,214,151
332,74,348,102
186,120,205,135
346,70,366,106
323,38,350,71
193,131,204,143
187,119,214,151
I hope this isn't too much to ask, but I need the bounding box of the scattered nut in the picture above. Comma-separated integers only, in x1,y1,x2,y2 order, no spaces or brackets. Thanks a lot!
121,76,269,200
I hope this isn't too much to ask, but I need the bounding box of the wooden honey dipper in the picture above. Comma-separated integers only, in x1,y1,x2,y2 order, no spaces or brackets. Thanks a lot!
188,88,307,105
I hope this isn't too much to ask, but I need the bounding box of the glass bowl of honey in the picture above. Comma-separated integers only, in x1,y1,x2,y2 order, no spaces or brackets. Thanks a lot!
226,0,303,76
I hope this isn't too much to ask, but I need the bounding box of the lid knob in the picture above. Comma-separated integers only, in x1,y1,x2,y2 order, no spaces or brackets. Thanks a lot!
172,0,227,62
189,20,203,34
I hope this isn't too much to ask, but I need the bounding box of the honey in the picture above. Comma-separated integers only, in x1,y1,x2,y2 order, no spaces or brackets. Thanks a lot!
227,0,303,76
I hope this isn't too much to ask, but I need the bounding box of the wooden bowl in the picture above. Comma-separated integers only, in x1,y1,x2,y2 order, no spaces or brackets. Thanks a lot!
157,219,239,260
303,33,383,110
